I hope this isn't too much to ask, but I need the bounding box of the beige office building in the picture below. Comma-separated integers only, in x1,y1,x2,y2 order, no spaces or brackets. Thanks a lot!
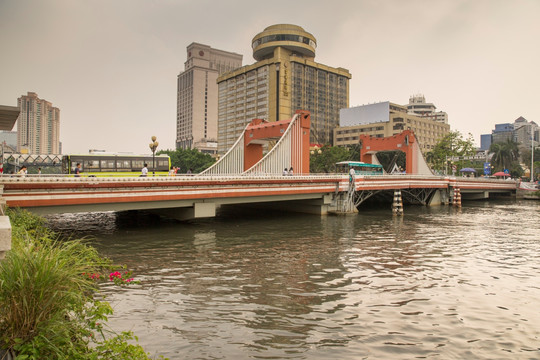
217,24,351,154
16,92,60,154
177,43,242,155
335,102,450,152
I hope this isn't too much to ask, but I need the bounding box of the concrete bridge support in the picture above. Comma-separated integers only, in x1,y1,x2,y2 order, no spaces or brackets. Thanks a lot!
151,202,217,221
427,189,451,206
461,191,489,200
225,194,343,216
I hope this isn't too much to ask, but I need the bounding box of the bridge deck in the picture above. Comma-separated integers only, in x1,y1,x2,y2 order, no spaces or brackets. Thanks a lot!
0,175,517,215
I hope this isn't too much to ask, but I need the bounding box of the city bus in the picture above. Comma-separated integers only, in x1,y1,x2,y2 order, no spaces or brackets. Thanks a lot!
62,153,171,176
335,161,384,176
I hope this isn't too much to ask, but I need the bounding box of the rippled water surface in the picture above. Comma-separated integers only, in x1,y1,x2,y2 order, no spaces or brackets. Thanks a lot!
47,200,540,359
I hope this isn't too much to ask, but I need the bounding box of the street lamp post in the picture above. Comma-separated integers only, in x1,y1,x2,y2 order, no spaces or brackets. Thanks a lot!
149,136,159,176
531,124,535,182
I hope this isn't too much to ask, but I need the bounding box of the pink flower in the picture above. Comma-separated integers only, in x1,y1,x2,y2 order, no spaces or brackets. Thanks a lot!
109,271,122,281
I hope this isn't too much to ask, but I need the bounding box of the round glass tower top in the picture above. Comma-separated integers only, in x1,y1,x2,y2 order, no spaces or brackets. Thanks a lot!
252,24,317,61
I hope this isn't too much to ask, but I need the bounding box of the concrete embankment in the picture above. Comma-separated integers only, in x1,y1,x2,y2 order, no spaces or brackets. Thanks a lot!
0,216,11,260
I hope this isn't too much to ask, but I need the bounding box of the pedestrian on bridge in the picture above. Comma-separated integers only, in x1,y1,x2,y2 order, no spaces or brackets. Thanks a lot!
18,166,27,177
74,163,81,177
141,164,148,177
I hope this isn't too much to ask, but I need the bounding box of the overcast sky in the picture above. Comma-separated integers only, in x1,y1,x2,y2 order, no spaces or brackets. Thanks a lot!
1,0,538,154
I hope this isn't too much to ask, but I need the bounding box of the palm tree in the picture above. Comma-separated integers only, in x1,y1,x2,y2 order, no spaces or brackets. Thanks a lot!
489,143,504,170
489,139,520,171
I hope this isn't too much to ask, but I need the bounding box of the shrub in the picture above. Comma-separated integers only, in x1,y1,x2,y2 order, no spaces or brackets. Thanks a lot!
0,209,164,359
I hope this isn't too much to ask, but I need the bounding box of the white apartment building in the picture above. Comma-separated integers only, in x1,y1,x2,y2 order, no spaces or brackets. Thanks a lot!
407,94,448,124
16,92,60,154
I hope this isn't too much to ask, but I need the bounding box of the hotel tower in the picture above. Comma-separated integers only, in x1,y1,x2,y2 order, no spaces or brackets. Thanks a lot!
217,24,351,153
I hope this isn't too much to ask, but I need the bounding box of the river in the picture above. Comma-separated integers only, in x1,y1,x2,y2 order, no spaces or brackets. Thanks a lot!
46,199,540,359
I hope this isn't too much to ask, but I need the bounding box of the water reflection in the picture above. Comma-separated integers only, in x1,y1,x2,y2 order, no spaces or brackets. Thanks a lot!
46,200,540,359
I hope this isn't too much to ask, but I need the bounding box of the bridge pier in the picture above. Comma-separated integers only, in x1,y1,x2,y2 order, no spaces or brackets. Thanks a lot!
226,194,344,216
392,190,404,215
461,191,489,200
152,202,217,221
452,187,462,207
427,189,447,206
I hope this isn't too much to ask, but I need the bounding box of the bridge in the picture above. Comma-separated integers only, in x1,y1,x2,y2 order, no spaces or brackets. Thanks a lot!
0,110,517,219
0,174,516,219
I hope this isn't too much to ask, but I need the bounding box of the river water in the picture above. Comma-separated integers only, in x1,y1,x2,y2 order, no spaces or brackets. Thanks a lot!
46,200,540,359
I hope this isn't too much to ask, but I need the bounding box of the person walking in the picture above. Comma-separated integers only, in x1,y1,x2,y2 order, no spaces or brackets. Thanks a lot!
141,163,148,177
18,166,27,177
74,163,82,177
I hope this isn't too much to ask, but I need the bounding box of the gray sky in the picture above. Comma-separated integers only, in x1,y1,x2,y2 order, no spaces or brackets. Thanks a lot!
1,0,538,154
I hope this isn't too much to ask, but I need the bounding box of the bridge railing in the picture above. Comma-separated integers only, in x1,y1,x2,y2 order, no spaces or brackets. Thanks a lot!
0,173,349,183
0,173,519,189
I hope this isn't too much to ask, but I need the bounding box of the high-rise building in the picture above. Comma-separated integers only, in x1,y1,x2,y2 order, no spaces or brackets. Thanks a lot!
482,117,539,150
217,24,351,154
176,43,243,155
480,134,492,151
407,94,448,124
16,92,60,154
335,101,450,152
491,123,514,144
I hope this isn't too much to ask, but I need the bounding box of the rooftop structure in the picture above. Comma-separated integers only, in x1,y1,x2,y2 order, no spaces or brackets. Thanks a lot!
407,94,448,124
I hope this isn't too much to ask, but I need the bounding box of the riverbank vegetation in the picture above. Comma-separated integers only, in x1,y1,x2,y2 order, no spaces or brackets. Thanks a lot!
157,148,215,174
309,144,406,174
425,131,476,172
0,209,164,359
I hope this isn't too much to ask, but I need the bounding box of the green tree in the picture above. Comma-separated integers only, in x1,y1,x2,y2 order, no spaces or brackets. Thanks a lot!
310,145,351,173
157,148,215,174
510,163,524,179
427,131,476,171
521,147,540,180
489,139,520,172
